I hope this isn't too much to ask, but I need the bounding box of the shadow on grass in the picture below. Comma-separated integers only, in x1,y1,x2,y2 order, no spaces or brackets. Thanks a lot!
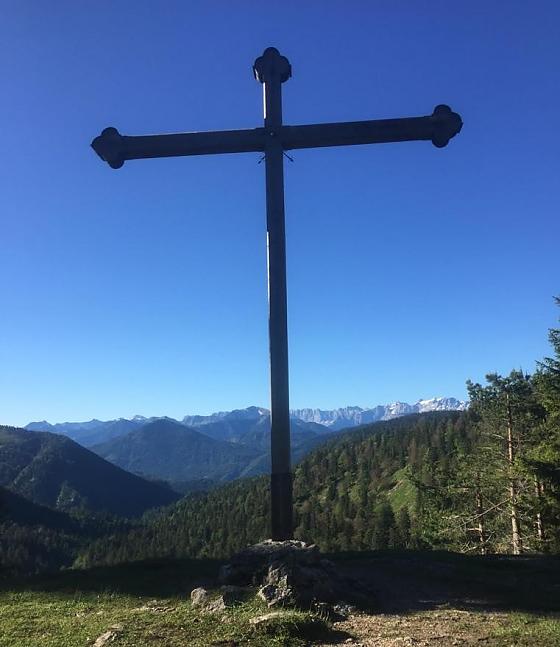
327,550,560,614
250,613,353,645
2,551,560,618
0,557,223,598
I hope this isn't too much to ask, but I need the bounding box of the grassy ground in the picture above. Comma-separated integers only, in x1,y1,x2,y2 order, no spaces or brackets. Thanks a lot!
0,589,335,646
0,559,339,647
1,553,559,646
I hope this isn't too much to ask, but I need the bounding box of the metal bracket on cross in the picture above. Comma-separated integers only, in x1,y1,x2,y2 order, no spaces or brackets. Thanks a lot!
91,47,463,541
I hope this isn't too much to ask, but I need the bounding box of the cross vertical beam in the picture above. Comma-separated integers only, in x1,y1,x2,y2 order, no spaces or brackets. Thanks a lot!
254,48,293,541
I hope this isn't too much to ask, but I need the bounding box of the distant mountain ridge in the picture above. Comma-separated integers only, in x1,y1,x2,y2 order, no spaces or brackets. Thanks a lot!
25,417,156,447
20,398,467,486
291,397,468,430
26,397,467,438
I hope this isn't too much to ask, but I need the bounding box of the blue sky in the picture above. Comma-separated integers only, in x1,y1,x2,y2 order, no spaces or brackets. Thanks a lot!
1,1,559,426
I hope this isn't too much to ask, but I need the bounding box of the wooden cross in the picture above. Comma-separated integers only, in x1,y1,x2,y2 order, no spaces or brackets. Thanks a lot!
91,47,462,541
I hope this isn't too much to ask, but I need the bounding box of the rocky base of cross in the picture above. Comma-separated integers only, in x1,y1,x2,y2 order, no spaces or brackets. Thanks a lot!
192,539,376,614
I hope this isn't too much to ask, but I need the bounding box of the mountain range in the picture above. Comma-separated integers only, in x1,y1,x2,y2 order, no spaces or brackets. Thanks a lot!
290,397,468,430
16,398,467,501
26,397,467,442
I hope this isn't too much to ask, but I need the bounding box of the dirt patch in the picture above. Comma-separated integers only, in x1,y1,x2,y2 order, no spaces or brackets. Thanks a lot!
318,608,509,646
314,554,560,646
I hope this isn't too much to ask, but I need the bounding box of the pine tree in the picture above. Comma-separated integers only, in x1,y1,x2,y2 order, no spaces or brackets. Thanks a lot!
467,371,545,554
532,297,560,549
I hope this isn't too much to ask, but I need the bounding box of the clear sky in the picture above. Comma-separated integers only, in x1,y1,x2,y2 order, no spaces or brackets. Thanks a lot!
1,1,559,426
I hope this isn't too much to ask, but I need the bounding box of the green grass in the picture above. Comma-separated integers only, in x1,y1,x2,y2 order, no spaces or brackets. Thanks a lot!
0,559,342,647
2,552,560,646
490,612,560,646
386,467,417,511
0,590,337,646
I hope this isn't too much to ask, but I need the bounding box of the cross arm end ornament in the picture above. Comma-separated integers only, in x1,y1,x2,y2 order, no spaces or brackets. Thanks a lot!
91,127,125,169
430,104,463,148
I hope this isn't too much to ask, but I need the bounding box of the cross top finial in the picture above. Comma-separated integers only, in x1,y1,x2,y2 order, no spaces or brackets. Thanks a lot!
253,47,292,84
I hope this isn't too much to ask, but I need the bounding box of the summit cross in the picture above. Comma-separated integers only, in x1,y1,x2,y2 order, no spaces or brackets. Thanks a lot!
91,47,462,541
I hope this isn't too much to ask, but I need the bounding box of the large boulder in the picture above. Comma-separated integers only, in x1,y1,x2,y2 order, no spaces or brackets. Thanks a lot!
219,539,366,609
219,539,321,586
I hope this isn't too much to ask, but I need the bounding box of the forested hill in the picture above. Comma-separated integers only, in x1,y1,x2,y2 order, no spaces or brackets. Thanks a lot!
77,411,472,566
90,418,260,483
0,485,132,577
0,485,75,530
78,383,560,570
0,426,180,517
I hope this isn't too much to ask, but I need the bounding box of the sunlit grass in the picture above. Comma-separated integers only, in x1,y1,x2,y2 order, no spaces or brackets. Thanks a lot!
490,612,560,646
0,588,334,647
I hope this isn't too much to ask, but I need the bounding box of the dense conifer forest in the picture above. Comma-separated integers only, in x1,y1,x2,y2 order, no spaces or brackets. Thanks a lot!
77,412,465,566
0,487,129,577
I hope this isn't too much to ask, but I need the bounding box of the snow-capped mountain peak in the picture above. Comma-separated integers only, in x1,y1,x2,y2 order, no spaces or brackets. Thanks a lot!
290,397,467,430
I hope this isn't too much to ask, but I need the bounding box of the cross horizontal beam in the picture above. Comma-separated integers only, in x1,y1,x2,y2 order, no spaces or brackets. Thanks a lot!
283,105,462,151
91,105,461,169
91,126,264,169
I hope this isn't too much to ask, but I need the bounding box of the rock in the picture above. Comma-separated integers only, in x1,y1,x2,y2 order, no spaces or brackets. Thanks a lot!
219,539,321,585
257,580,294,608
312,601,347,622
258,549,339,607
249,611,290,626
135,603,174,613
93,624,123,646
93,631,116,647
190,587,209,607
204,596,227,613
257,583,277,604
333,602,357,618
220,538,374,611
190,587,230,613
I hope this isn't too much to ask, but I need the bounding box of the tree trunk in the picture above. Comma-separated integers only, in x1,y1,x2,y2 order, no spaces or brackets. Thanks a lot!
506,393,522,554
476,486,487,555
534,476,545,544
